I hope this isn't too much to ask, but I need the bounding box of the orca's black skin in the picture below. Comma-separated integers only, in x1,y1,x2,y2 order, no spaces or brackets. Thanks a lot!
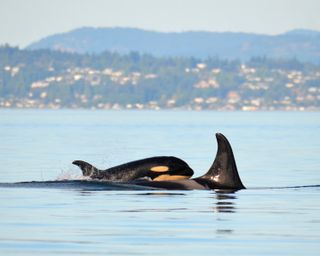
73,156,194,182
130,133,246,190
73,133,245,190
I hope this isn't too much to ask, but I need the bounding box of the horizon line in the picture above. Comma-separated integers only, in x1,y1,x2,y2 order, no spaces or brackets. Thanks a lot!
2,26,320,48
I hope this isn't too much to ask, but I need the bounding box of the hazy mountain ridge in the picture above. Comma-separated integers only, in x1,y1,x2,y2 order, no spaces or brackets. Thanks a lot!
27,27,320,63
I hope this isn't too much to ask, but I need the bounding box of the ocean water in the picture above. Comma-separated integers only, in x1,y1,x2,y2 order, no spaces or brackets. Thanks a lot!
0,110,319,255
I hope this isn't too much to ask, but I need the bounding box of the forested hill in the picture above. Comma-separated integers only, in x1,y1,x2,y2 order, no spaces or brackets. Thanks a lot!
26,27,320,64
1,46,320,110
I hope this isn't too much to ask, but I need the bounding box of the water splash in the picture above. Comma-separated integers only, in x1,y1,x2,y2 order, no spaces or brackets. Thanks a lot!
56,169,90,181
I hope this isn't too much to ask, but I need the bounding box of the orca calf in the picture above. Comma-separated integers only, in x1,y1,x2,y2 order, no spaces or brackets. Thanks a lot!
73,133,245,190
73,156,194,182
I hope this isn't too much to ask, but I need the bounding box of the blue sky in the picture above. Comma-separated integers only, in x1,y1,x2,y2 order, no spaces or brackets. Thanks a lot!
1,0,319,47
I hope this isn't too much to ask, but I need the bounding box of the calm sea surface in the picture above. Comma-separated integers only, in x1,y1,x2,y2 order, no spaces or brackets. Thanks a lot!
0,110,319,255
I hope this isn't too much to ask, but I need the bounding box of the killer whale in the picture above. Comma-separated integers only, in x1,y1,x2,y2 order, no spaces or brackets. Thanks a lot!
73,133,245,190
127,133,245,190
72,156,194,182
0,133,246,190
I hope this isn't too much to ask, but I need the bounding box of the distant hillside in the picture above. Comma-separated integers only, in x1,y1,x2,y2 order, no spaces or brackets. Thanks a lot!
27,27,320,63
1,46,320,110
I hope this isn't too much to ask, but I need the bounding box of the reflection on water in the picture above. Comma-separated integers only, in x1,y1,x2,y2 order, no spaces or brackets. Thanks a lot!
213,190,237,235
216,229,233,234
213,190,237,213
136,192,186,196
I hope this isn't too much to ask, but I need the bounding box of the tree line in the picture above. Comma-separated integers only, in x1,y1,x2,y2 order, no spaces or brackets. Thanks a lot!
0,45,319,109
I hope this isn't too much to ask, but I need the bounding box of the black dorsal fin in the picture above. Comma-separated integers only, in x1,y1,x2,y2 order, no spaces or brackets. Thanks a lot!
72,160,99,176
199,133,245,189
